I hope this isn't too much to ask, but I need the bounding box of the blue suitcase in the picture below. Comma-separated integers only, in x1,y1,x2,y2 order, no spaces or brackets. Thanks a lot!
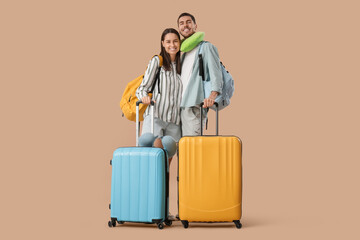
108,101,171,229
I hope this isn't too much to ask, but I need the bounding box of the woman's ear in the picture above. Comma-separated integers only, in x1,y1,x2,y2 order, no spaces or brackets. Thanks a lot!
161,41,165,48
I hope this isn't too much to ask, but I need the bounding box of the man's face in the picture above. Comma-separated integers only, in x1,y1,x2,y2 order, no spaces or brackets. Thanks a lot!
178,16,197,38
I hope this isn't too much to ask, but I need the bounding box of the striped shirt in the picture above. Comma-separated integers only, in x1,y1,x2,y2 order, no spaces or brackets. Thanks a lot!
136,56,183,125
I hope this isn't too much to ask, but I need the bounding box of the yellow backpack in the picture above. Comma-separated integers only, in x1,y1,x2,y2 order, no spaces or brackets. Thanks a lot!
119,55,163,122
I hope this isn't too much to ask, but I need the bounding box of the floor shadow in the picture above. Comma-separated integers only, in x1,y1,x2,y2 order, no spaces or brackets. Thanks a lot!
175,216,272,229
111,223,161,229
239,216,273,228
179,222,237,229
107,216,271,229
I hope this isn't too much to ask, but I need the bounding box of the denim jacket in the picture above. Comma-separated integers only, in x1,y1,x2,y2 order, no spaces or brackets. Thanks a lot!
180,41,223,108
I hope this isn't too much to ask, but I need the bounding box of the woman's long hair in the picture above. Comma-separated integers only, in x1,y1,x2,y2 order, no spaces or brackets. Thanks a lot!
160,28,181,75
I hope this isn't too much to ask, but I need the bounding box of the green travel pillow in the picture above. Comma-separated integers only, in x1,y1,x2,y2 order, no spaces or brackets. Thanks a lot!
180,32,205,52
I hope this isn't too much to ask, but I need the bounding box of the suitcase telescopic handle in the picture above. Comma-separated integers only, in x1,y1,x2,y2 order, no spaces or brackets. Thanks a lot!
200,102,219,136
136,100,155,146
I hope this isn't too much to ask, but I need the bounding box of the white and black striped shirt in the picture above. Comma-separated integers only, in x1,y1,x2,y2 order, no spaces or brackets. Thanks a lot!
136,56,183,125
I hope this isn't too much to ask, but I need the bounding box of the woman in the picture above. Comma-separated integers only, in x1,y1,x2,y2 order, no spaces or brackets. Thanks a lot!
136,28,182,156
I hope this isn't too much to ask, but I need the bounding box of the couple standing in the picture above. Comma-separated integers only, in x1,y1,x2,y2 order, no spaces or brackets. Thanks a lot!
136,13,223,151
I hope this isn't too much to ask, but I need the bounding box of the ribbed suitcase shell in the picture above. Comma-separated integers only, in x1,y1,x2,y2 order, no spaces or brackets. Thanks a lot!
178,136,242,222
110,147,167,223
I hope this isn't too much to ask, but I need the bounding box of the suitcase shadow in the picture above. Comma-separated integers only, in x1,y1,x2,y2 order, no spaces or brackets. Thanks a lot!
171,221,240,229
111,222,162,229
108,218,267,229
170,217,268,229
179,223,236,229
238,217,270,228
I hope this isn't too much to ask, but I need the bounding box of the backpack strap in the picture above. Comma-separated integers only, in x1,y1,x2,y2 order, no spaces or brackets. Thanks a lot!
198,42,210,129
198,41,208,81
149,55,163,94
158,55,163,67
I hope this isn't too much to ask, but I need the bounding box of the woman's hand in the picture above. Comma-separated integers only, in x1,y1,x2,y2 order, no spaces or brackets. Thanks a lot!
141,96,153,105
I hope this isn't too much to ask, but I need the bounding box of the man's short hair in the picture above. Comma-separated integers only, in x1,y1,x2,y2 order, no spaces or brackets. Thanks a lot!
177,12,196,25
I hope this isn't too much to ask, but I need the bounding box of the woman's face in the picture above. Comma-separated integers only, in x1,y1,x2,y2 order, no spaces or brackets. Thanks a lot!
162,33,180,57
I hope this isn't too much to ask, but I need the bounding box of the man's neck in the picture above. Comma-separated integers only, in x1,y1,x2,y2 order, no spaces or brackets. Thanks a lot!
184,32,196,40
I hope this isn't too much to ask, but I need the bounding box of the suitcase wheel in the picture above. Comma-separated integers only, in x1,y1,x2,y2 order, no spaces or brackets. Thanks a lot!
157,223,164,229
181,220,189,229
234,220,242,229
108,220,116,228
165,220,172,226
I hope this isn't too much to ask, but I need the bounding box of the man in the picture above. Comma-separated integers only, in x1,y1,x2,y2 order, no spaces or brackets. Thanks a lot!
177,12,223,136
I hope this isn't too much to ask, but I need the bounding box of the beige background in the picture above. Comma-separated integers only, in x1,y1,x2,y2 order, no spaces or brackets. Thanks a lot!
1,0,359,239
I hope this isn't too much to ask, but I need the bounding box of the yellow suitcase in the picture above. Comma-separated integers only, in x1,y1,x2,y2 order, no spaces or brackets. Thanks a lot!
178,104,242,229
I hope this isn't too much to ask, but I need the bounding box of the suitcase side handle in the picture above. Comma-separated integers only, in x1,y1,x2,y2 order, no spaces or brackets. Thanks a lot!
136,100,155,146
200,102,219,136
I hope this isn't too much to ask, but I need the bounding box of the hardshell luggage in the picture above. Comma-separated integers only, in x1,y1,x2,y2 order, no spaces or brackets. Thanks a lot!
178,103,242,229
108,101,171,229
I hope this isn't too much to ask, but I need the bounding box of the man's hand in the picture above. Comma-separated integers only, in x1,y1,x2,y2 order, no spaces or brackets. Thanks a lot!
203,91,219,108
141,96,154,105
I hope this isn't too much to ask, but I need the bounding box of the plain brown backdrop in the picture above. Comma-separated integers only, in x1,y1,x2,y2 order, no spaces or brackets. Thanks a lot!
1,0,359,239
